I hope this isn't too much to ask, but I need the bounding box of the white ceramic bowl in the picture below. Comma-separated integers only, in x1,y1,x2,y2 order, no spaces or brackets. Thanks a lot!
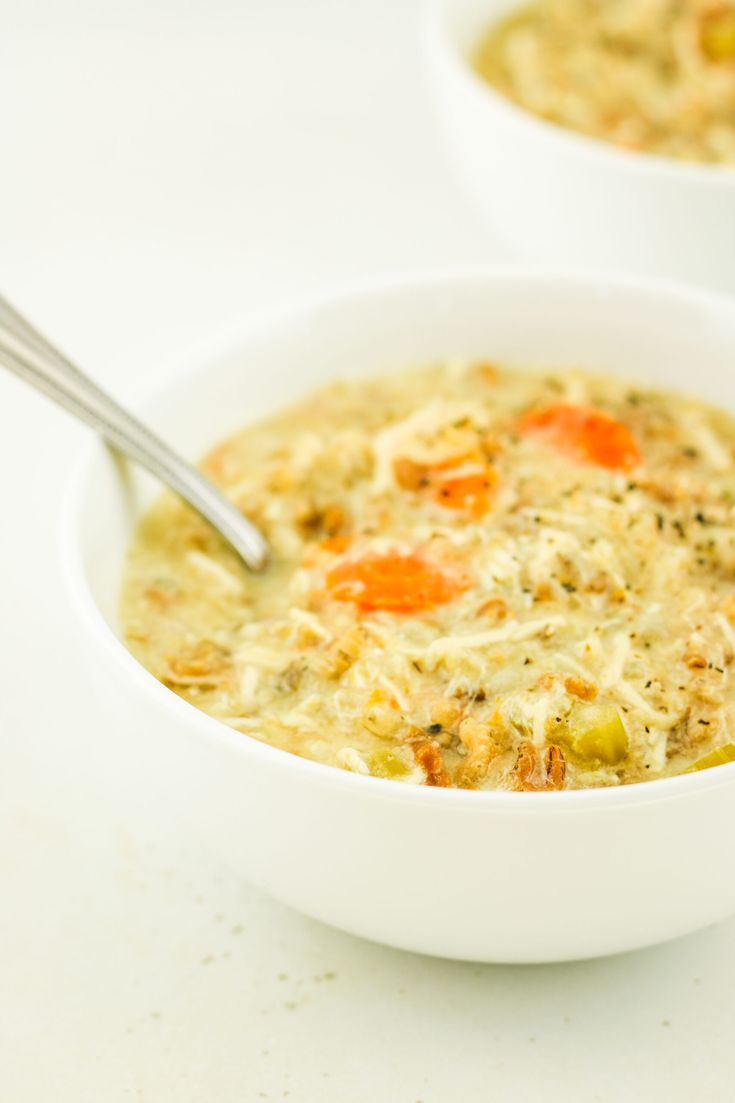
425,0,735,292
64,269,735,963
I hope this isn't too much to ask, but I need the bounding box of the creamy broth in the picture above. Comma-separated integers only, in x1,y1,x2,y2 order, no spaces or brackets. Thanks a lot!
121,361,735,790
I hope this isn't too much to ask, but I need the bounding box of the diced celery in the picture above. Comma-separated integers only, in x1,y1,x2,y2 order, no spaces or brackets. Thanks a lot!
701,11,735,61
568,704,629,765
686,743,735,773
370,748,409,779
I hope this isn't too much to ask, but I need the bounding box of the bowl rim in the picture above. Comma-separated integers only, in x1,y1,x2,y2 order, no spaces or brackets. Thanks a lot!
60,264,735,813
424,0,735,188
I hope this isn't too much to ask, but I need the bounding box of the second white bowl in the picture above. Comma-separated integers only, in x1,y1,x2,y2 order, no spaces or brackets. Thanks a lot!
425,0,735,292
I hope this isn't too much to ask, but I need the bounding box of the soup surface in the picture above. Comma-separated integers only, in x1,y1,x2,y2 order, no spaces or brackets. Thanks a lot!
475,0,735,164
121,361,735,790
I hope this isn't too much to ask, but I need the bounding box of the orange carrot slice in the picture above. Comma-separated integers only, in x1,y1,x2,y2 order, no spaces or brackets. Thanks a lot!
393,453,498,518
432,460,499,518
326,550,467,614
518,403,641,472
320,535,353,555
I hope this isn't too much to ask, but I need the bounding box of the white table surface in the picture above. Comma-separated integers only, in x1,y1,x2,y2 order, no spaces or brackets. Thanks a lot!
2,2,734,1099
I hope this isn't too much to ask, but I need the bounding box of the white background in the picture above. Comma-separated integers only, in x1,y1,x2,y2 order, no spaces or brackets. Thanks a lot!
2,1,734,1099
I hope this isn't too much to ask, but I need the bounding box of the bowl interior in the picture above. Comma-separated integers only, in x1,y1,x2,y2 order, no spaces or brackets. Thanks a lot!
72,271,735,640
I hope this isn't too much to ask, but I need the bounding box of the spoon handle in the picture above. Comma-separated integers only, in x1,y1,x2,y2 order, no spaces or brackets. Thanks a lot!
0,296,268,571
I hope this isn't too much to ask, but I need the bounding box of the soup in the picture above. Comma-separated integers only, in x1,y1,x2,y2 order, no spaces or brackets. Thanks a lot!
475,0,735,165
121,360,735,790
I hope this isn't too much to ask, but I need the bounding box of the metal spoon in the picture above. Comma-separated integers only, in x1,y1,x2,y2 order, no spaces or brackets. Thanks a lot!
0,295,269,571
